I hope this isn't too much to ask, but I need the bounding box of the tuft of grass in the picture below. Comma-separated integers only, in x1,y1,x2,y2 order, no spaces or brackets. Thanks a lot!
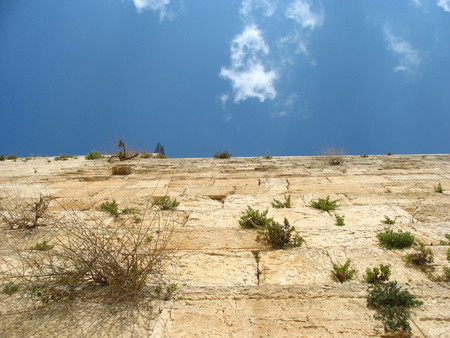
377,228,415,250
98,200,119,216
271,195,291,208
256,217,304,249
309,196,339,211
335,214,345,226
85,151,103,160
381,215,396,225
360,154,369,158
403,243,434,266
121,207,139,215
29,241,54,251
262,152,272,159
213,151,232,159
434,183,444,193
0,154,5,161
363,264,391,284
366,281,423,334
3,282,20,295
331,259,357,283
152,196,180,210
440,234,450,245
6,154,19,160
55,154,76,161
239,206,272,229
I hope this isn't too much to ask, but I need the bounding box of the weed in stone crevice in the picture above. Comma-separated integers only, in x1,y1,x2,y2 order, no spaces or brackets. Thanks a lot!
377,228,415,250
309,196,339,211
334,214,345,226
239,206,272,229
330,259,357,283
363,264,391,284
381,215,396,225
271,195,291,208
256,218,304,249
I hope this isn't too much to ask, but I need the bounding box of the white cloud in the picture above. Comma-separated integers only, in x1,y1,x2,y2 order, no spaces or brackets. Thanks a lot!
272,111,288,118
437,0,450,11
219,93,229,109
220,25,278,103
131,0,172,20
383,27,421,74
282,0,324,57
411,0,421,6
285,0,324,30
240,0,279,22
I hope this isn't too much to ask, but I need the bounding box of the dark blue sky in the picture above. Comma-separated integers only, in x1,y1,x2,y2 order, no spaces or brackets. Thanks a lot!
1,0,449,157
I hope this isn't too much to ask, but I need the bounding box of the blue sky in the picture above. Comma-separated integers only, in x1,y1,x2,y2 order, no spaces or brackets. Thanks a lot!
1,0,449,158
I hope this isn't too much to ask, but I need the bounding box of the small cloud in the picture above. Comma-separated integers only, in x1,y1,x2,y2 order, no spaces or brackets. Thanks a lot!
285,0,324,30
219,93,229,109
240,0,279,22
131,0,173,20
411,0,421,6
383,27,421,74
271,111,288,118
437,0,450,11
220,25,278,103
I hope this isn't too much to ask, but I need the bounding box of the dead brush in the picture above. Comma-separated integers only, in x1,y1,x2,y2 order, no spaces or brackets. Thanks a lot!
0,193,51,229
0,199,178,310
322,147,345,165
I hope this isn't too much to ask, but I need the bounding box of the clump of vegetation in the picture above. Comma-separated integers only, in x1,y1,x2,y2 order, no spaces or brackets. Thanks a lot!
121,207,140,215
323,147,345,165
360,154,369,158
403,243,434,266
108,139,139,162
111,165,132,175
213,150,232,159
309,196,339,211
271,195,291,208
6,154,19,160
335,214,345,226
152,196,180,210
256,218,304,249
54,154,76,161
262,152,272,159
1,194,51,229
381,215,396,225
363,264,391,284
434,183,444,193
239,207,272,229
366,281,423,334
29,241,54,251
3,282,20,296
440,234,450,245
85,151,103,160
330,259,357,283
98,200,119,216
387,152,394,156
377,228,415,250
0,154,5,161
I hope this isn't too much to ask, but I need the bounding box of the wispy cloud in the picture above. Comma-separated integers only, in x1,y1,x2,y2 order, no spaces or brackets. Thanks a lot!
383,27,421,74
437,0,450,11
240,0,279,22
411,0,422,6
281,0,324,57
130,0,173,20
220,25,278,103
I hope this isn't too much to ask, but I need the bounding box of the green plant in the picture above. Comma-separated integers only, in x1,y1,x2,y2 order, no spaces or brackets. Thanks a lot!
434,183,444,193
439,234,450,245
403,243,434,266
152,196,180,210
3,282,20,295
442,267,450,281
0,154,5,161
98,200,119,216
29,241,54,251
309,196,339,211
239,206,272,229
54,154,76,161
271,195,291,208
122,207,139,215
360,154,369,158
213,150,232,159
363,264,391,283
262,152,272,159
381,215,396,225
256,218,304,249
367,281,423,334
335,214,345,226
447,248,450,261
377,228,415,249
387,152,393,156
6,154,19,160
85,151,103,160
330,259,357,283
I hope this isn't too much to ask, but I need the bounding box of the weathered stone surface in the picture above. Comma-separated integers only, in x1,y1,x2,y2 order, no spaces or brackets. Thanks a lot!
0,154,449,337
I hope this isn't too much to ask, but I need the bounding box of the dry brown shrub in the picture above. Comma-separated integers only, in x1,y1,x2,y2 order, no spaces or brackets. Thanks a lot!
322,147,346,165
112,165,132,175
